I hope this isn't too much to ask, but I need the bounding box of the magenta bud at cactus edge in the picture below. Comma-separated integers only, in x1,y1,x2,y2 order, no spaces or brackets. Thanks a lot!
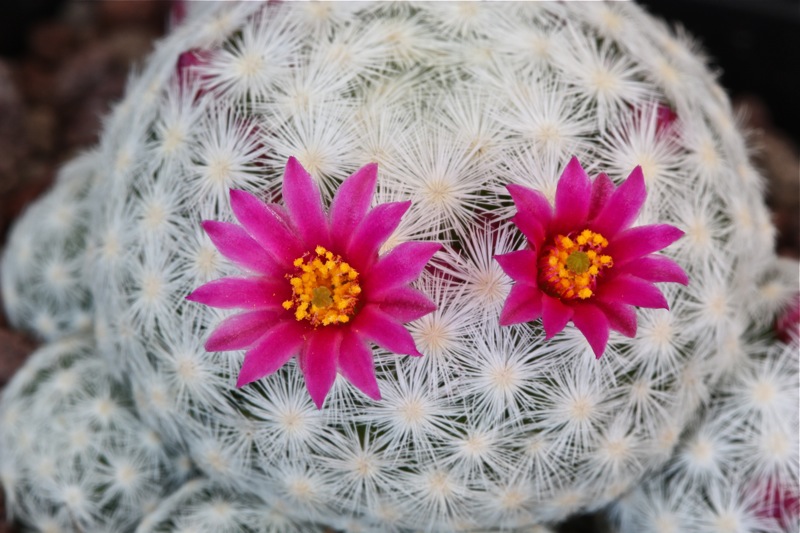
0,3,794,533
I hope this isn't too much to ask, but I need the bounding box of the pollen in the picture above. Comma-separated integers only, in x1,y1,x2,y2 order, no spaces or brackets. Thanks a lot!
282,246,361,327
539,229,613,300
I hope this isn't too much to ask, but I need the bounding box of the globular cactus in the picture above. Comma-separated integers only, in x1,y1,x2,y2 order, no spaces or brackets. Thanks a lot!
1,1,783,531
0,336,192,532
136,478,325,533
1,151,99,341
135,478,557,533
609,334,799,533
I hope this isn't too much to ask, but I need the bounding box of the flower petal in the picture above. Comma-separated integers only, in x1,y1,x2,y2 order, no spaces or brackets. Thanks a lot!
186,277,287,309
353,304,422,356
229,189,304,266
377,286,437,323
499,283,543,326
339,330,381,401
552,157,592,233
590,166,646,238
507,184,551,245
572,304,610,358
620,256,689,285
495,249,538,282
330,163,378,252
236,319,306,387
205,309,281,351
542,294,574,339
365,241,441,299
347,201,411,271
598,274,670,310
202,220,281,276
298,327,340,409
595,299,637,337
588,172,615,221
605,224,684,266
282,156,330,249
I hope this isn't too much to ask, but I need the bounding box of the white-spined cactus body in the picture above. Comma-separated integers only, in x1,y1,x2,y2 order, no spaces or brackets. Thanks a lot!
1,151,100,341
0,336,192,532
3,2,781,531
610,335,799,533
136,478,324,533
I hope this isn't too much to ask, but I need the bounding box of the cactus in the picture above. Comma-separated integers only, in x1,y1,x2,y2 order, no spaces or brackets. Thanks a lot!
609,334,799,533
136,478,324,533
0,1,785,531
1,151,99,341
0,336,192,532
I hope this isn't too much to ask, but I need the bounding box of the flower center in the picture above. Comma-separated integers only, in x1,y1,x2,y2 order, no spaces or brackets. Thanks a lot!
282,246,361,326
539,229,613,300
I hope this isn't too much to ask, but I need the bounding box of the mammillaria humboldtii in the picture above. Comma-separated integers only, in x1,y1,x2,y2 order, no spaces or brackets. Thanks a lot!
1,151,100,341
0,1,785,531
0,336,192,532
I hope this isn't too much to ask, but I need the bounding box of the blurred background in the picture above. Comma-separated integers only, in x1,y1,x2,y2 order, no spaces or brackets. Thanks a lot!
0,1,797,532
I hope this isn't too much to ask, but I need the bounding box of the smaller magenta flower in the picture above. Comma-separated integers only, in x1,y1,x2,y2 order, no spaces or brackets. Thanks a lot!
187,157,440,408
495,157,688,358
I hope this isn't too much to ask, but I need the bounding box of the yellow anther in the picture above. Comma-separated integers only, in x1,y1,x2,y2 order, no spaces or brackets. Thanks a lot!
283,246,361,327
539,229,614,301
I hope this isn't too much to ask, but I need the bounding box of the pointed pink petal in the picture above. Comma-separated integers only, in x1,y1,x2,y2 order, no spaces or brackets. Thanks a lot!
236,319,306,387
339,330,381,401
282,157,330,249
588,172,615,221
511,213,546,249
205,309,280,351
598,274,669,310
552,157,592,234
186,277,288,310
572,304,610,358
605,224,684,266
507,184,551,245
495,249,538,283
499,283,543,326
596,299,637,337
619,256,689,285
377,286,437,323
590,166,646,238
298,328,340,409
229,189,304,266
541,294,574,339
202,220,282,276
347,201,411,271
364,241,441,299
330,163,378,252
353,304,422,356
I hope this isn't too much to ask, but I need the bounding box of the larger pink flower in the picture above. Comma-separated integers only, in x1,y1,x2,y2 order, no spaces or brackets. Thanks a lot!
187,157,440,408
495,157,688,358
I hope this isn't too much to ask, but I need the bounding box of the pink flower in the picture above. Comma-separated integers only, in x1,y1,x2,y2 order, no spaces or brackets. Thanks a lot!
495,157,688,358
187,157,440,408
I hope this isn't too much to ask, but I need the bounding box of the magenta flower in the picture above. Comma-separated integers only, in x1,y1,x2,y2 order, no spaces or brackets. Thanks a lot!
187,157,440,408
495,157,688,358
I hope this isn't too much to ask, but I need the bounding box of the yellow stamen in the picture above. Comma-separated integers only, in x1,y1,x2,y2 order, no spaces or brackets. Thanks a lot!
539,229,614,300
284,246,360,327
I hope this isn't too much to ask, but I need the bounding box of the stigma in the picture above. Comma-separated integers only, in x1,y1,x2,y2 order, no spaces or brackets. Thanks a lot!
539,229,613,300
282,246,361,326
